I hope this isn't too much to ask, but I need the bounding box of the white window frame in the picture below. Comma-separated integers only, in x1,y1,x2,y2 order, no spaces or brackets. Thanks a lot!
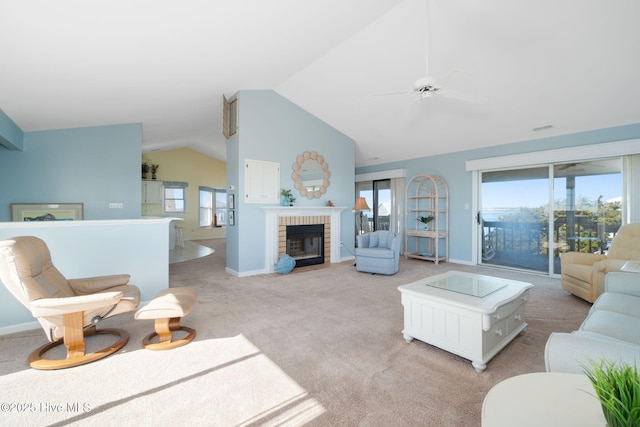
199,186,227,228
163,185,186,214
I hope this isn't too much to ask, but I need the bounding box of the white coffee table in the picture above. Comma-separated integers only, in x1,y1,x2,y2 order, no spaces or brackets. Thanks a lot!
482,372,606,426
398,270,533,372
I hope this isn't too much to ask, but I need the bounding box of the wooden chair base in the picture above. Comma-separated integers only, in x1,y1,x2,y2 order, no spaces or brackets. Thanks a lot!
141,317,196,350
27,326,129,370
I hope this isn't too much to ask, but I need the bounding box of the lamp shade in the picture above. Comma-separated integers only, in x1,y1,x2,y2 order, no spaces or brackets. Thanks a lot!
352,197,370,212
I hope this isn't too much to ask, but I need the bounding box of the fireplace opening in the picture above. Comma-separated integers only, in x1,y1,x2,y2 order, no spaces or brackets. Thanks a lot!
286,224,324,268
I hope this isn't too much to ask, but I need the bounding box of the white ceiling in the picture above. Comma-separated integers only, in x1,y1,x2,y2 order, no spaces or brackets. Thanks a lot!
2,0,639,168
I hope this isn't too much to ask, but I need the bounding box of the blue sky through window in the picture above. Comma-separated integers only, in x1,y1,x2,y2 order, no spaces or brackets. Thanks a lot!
483,174,621,209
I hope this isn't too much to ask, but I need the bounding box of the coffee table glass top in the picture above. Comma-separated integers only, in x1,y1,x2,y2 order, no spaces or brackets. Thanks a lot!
424,274,507,297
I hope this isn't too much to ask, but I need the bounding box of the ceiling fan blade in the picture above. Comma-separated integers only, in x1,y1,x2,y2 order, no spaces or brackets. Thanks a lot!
429,69,467,86
368,90,416,97
413,91,435,102
438,87,487,104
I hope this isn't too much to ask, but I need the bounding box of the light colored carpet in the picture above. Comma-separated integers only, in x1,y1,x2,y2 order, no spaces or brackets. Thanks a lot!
0,239,591,426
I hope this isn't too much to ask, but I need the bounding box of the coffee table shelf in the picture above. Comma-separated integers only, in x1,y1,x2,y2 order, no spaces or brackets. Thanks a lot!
398,271,533,372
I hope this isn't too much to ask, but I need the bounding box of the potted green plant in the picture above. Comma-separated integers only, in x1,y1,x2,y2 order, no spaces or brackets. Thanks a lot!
150,164,159,180
418,216,434,230
280,189,296,206
142,162,150,180
583,359,640,427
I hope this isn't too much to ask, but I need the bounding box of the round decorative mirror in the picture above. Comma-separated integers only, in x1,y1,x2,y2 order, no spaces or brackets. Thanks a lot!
292,151,330,199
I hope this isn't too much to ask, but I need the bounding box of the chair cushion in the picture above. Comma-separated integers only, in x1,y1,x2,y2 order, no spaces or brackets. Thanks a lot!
135,287,197,320
561,263,593,283
0,237,75,304
355,247,394,259
369,232,379,248
607,223,640,260
375,230,392,248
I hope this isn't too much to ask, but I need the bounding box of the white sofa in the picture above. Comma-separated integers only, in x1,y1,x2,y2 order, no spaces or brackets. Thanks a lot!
545,271,640,374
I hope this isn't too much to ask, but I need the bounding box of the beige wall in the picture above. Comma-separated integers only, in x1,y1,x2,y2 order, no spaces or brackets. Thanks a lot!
142,148,226,240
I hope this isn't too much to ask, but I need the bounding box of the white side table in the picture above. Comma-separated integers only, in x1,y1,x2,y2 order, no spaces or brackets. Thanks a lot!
481,373,606,427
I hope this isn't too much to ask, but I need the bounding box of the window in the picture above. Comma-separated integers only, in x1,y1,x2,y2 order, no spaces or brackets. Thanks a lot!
164,185,186,213
199,186,227,227
355,179,392,233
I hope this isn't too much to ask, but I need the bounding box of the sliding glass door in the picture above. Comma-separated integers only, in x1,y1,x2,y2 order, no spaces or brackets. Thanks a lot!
480,167,550,272
479,158,622,274
552,159,622,274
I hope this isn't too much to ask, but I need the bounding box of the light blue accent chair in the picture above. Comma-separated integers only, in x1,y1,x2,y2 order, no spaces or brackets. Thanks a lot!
355,230,401,275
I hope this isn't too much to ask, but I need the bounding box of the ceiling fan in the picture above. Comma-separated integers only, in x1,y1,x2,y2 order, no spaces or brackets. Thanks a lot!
379,70,475,102
372,1,483,104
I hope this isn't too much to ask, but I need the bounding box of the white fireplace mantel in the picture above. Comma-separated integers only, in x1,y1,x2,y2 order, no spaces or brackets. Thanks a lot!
261,206,346,273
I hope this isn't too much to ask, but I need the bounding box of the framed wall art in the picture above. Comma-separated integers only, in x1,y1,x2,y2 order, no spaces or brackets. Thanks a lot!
10,203,84,222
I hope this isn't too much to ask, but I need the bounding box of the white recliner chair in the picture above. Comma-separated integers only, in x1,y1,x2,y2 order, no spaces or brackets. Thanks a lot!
0,236,140,370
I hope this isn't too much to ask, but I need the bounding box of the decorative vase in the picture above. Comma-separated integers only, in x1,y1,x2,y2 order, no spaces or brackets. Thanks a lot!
281,195,289,206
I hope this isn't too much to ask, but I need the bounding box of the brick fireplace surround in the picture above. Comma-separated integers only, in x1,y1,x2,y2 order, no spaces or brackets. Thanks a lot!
279,215,330,262
261,206,346,274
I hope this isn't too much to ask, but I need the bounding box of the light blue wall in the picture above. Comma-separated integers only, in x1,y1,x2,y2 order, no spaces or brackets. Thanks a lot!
0,123,142,221
227,90,355,274
356,123,640,263
0,108,24,150
226,130,240,272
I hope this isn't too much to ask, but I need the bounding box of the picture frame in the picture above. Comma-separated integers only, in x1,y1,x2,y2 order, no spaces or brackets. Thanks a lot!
228,210,235,226
10,203,84,222
228,193,235,210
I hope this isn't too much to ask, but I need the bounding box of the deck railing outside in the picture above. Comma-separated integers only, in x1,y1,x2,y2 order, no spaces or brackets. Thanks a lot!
482,215,620,272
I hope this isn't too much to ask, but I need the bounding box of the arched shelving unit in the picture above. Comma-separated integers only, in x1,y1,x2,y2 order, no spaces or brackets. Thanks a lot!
405,174,449,264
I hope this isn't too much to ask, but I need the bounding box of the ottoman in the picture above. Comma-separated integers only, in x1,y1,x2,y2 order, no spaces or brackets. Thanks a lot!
134,287,198,350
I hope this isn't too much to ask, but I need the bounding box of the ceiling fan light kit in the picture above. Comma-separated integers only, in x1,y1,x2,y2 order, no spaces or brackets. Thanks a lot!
413,77,440,98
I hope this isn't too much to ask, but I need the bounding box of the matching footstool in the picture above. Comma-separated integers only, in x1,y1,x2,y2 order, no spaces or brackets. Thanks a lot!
134,287,198,350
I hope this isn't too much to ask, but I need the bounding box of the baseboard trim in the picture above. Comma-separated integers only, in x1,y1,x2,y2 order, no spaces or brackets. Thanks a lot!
0,320,40,336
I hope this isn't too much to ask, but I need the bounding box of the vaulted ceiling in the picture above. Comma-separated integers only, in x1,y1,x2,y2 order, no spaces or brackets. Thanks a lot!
1,0,639,168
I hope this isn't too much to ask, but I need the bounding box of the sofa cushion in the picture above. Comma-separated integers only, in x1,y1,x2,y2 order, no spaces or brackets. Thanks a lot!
591,292,640,318
580,309,640,345
545,331,640,374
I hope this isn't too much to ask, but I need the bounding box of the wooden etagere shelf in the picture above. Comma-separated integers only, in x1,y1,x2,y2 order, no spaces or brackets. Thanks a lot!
405,174,449,264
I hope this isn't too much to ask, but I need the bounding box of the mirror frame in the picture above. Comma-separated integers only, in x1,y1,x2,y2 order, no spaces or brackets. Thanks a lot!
292,151,330,199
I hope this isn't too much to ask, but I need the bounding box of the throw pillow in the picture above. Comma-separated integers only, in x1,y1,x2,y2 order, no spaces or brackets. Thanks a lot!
369,232,379,248
377,231,390,248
